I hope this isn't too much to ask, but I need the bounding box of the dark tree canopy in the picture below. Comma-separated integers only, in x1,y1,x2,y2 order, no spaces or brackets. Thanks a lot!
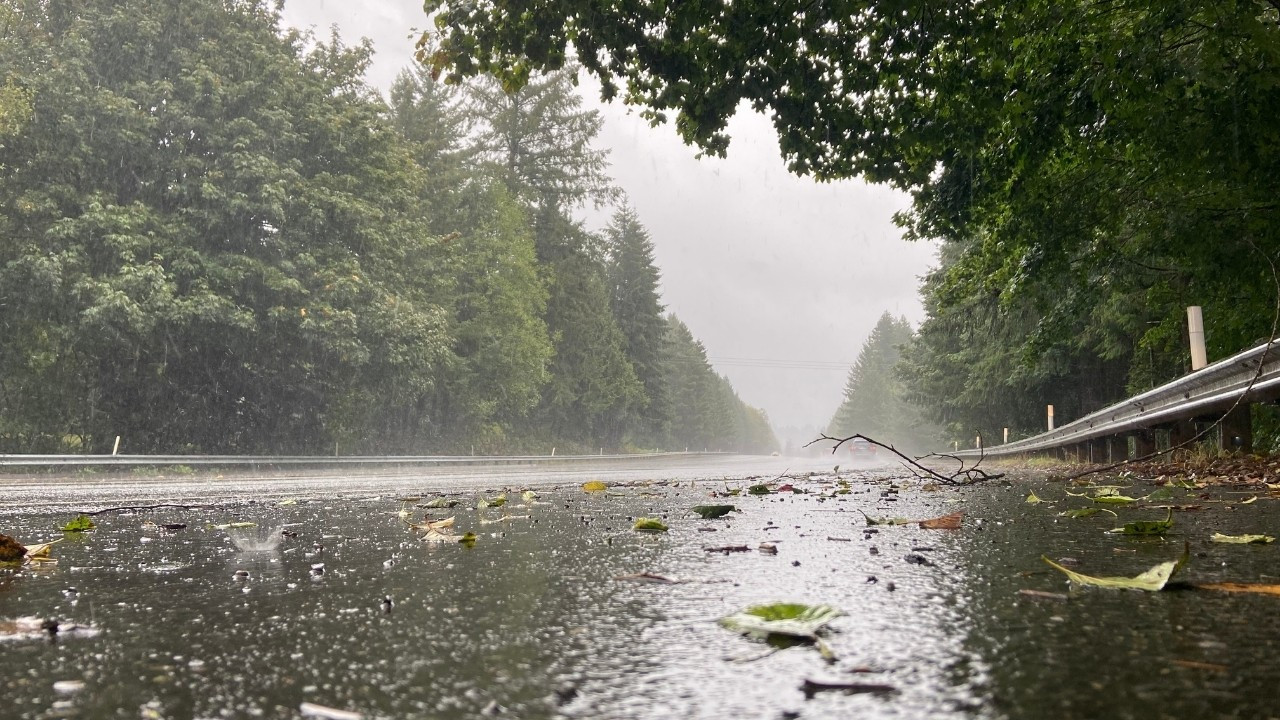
424,0,1280,446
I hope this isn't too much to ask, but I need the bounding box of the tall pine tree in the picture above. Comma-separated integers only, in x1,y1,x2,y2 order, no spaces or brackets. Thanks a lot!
828,313,933,452
605,206,669,445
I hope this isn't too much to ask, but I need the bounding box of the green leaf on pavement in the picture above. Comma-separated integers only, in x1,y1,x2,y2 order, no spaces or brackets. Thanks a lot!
748,484,772,495
477,493,507,508
1107,508,1173,535
61,515,96,532
1042,543,1189,591
719,603,845,659
691,505,735,519
1093,494,1139,505
633,517,668,532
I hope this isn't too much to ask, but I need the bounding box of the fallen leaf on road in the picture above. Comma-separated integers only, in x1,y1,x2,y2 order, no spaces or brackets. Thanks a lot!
581,481,607,493
0,534,26,562
1107,508,1173,535
411,516,457,542
1094,495,1139,505
720,603,844,660
1042,542,1189,591
633,518,668,532
61,515,95,533
1194,582,1280,596
1210,533,1275,544
477,494,506,508
918,511,964,530
691,505,735,519
478,515,531,525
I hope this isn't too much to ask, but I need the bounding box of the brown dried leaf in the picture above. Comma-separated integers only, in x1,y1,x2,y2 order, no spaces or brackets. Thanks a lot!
1194,582,1280,596
918,511,964,530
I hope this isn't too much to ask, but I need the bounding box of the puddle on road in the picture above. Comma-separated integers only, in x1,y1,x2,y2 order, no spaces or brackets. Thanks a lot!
1,471,1278,719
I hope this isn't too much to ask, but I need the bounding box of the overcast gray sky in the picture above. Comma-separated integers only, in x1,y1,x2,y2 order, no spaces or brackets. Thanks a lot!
281,2,938,435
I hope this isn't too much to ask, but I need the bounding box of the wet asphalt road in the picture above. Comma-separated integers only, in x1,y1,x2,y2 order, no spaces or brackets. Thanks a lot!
2,456,1279,719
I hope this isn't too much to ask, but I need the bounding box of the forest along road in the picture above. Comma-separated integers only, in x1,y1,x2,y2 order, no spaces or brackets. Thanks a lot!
3,460,1280,719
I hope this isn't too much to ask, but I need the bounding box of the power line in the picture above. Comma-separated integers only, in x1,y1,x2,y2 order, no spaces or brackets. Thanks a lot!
705,356,853,371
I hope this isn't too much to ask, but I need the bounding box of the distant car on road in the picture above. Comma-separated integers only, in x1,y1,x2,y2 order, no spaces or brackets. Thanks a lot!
848,439,877,461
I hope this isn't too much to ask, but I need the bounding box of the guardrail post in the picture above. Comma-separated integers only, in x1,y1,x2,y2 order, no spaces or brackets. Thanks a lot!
1106,435,1125,463
1132,430,1155,458
1220,404,1253,453
1169,419,1197,450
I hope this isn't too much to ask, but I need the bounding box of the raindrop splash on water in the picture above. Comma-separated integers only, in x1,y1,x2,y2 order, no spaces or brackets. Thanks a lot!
226,525,285,553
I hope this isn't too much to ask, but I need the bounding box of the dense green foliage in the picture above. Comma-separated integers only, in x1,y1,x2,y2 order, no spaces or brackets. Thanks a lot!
424,1,1280,445
827,313,935,453
0,0,773,455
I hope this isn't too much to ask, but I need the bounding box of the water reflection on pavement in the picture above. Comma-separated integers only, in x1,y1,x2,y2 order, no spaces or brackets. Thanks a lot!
1,459,1278,719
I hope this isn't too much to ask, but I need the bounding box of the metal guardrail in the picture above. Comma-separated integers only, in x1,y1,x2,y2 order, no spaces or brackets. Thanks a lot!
0,450,727,468
956,338,1280,458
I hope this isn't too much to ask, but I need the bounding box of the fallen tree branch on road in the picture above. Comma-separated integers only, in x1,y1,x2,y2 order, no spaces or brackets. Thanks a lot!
808,433,1004,485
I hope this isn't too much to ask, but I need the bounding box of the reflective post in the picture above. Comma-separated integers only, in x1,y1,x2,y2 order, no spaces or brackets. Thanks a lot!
1187,306,1208,371
1047,405,1055,431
